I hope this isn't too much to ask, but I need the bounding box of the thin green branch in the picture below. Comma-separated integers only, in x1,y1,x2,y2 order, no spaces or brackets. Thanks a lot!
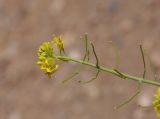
110,41,120,69
91,43,99,68
116,45,147,109
79,43,100,84
140,45,146,78
61,70,79,84
56,55,160,87
113,69,126,79
114,82,141,109
125,45,146,106
79,69,100,84
82,34,90,61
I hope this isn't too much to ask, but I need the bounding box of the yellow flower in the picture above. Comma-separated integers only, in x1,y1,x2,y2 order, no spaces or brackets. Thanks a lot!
37,42,59,78
153,88,160,117
53,35,65,54
38,42,54,58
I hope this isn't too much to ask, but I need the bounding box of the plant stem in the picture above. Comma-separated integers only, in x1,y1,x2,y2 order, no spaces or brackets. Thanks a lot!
56,56,160,87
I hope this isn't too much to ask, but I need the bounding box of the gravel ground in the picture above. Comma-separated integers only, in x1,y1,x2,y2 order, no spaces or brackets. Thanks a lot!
0,0,160,119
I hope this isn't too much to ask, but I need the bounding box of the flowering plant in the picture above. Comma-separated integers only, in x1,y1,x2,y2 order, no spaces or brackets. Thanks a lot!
37,34,160,117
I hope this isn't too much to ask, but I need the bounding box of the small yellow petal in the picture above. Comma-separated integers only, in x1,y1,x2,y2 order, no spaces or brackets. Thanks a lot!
153,88,160,117
52,35,65,54
37,41,59,77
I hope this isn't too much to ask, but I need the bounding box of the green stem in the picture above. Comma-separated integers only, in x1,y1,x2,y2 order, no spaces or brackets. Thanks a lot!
56,56,160,87
140,45,146,78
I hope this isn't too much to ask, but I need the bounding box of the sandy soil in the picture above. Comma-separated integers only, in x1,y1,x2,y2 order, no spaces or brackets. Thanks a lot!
0,0,160,119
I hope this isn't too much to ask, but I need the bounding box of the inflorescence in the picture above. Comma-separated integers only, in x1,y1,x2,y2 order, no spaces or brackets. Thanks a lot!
37,35,64,78
37,34,160,117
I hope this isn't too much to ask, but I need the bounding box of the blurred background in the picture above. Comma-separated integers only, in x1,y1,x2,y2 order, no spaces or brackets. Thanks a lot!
0,0,160,119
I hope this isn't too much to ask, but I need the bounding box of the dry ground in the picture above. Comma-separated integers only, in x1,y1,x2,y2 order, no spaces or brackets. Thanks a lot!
0,0,160,119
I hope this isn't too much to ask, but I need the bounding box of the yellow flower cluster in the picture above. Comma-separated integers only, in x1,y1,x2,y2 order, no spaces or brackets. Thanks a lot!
37,35,65,78
37,42,59,78
53,35,65,54
153,88,160,117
